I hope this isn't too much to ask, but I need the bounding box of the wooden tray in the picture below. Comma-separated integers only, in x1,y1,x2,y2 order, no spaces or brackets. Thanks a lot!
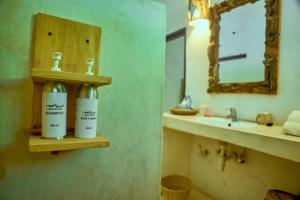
171,108,198,115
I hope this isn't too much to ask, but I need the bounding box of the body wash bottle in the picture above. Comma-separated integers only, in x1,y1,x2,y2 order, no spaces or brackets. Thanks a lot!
41,52,67,139
75,58,98,138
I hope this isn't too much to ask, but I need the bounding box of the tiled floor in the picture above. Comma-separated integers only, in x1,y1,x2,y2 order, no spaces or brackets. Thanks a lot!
189,189,216,200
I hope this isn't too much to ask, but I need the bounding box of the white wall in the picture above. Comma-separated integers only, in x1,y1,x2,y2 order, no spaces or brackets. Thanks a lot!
164,128,300,200
155,0,188,34
161,0,300,199
190,134,300,200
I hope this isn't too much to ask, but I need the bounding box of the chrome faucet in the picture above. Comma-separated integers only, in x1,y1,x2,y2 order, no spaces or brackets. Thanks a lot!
226,107,237,121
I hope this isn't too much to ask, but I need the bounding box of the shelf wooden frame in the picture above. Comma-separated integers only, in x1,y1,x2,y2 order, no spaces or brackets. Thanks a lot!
27,13,111,153
29,134,109,152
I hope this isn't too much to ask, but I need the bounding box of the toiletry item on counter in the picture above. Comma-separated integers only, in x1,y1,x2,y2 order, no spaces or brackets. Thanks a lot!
199,104,208,116
75,58,98,138
198,104,212,117
42,52,67,139
286,110,300,123
256,112,273,126
283,122,300,136
283,110,300,137
171,95,198,115
203,111,213,117
178,95,192,110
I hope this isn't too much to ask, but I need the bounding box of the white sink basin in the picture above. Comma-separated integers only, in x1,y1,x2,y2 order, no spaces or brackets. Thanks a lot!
199,117,257,129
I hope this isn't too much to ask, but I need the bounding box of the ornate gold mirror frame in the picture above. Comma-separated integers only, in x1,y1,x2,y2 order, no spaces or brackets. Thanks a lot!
207,0,280,94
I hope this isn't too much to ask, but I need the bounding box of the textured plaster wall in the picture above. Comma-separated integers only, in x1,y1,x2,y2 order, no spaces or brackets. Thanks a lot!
160,0,300,199
190,135,300,200
0,0,166,199
164,129,300,200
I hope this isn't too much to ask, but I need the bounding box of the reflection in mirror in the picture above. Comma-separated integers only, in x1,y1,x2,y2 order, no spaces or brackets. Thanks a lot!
219,0,265,83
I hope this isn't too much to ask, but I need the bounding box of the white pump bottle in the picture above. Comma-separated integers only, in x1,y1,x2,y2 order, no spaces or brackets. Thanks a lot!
41,52,67,139
75,58,98,138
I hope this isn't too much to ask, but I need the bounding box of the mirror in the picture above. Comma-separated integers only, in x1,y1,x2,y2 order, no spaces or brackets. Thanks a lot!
207,0,280,94
219,1,265,83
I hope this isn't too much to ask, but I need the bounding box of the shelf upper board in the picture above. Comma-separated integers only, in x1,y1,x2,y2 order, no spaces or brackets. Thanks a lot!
31,69,112,86
29,134,110,152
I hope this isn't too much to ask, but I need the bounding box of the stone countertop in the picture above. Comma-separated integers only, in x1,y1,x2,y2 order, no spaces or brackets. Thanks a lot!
163,113,300,162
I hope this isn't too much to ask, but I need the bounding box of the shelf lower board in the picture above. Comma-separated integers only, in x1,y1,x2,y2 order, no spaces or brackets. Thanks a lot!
31,68,112,86
29,134,110,152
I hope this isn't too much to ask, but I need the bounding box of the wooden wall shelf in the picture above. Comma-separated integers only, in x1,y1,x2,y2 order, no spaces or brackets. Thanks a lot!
29,134,109,152
27,13,111,153
31,69,112,86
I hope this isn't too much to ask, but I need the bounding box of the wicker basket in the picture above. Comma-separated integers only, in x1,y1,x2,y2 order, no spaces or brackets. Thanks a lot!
170,108,198,115
161,175,192,200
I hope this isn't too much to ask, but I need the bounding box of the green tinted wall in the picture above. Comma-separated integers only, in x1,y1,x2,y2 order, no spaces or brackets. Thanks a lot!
0,0,166,199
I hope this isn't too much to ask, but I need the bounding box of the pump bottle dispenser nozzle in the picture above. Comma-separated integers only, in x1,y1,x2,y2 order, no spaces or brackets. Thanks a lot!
86,58,95,75
51,52,63,72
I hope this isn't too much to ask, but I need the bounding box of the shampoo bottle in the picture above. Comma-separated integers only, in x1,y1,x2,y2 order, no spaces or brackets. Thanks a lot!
75,58,98,138
41,52,67,139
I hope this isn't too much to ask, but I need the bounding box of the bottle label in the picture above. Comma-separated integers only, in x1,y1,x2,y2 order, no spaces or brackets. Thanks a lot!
42,92,67,138
75,98,98,138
